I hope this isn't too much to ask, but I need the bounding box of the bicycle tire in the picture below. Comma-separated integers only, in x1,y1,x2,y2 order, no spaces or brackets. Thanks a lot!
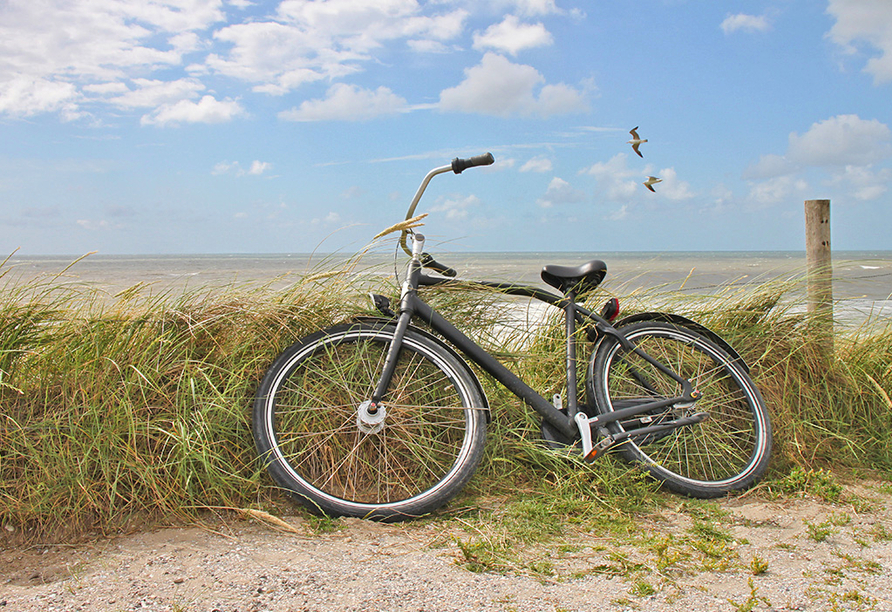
589,320,771,498
253,321,487,521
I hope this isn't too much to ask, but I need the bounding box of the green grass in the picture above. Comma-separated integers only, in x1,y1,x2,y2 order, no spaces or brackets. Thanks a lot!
1,254,892,544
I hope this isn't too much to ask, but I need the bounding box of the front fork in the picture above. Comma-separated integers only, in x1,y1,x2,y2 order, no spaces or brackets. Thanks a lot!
369,233,426,406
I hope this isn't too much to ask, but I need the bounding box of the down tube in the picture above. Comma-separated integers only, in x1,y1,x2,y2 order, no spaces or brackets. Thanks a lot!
410,296,578,440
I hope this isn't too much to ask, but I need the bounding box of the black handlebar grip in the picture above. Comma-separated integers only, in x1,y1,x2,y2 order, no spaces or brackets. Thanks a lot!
420,253,457,277
451,152,495,174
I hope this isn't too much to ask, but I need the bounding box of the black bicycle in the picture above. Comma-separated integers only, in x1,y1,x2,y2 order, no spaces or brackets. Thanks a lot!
253,153,772,521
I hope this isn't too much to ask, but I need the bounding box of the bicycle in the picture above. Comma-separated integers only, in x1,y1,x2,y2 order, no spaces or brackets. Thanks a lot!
252,153,772,521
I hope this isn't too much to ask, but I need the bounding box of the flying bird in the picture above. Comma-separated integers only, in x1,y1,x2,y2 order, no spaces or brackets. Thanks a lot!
643,176,662,192
628,126,647,157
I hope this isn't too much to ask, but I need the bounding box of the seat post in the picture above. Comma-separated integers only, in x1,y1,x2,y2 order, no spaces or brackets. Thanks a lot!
565,290,579,417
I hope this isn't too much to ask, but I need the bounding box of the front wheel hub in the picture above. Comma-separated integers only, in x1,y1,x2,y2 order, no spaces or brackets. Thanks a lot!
357,400,387,434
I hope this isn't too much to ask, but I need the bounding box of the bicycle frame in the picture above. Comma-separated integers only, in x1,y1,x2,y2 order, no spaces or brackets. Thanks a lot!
369,233,704,456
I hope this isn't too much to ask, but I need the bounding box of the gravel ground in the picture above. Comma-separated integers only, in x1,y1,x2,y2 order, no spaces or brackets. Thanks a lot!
3,483,892,612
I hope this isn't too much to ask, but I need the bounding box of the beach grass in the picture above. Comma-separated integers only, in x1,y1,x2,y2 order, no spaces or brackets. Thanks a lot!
1,255,891,541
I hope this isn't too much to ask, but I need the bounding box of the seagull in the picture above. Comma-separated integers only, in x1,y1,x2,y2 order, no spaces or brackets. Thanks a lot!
628,126,647,157
643,176,662,192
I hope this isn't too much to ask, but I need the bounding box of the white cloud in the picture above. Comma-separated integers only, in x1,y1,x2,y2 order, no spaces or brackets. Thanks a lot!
207,2,468,94
0,0,224,118
100,78,207,109
0,0,469,121
0,77,80,118
828,164,891,200
341,186,364,199
142,95,244,125
720,14,770,34
827,0,892,84
76,218,121,231
537,82,588,116
206,21,333,94
279,84,407,121
788,114,892,166
310,210,341,225
248,160,271,175
520,156,553,172
497,0,563,17
704,184,735,214
742,153,795,180
744,114,892,204
536,177,585,208
473,15,553,55
407,39,452,53
213,159,272,176
0,0,586,126
584,160,692,202
607,204,629,221
430,194,480,220
275,0,464,46
212,161,238,175
747,175,808,206
654,168,695,201
439,53,587,117
581,153,638,202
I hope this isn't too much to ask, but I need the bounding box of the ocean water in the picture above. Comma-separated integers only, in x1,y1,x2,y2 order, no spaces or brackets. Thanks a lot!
4,251,892,323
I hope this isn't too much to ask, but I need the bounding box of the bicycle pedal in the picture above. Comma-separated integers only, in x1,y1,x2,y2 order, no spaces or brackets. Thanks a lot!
583,437,615,463
573,412,615,463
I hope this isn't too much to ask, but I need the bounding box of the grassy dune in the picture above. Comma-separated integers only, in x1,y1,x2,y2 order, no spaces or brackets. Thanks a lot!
1,258,891,540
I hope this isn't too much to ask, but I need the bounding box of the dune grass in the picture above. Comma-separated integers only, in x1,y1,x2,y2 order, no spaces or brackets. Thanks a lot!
1,255,891,541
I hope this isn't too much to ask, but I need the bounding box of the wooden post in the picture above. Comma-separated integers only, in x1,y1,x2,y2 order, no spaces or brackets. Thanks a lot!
804,199,832,355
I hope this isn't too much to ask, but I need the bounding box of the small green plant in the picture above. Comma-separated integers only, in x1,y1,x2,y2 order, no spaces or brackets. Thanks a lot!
629,579,656,597
454,538,510,574
524,558,555,577
687,521,737,569
305,514,344,534
728,577,770,611
647,534,690,572
833,551,882,574
826,589,877,611
749,555,769,575
805,519,836,542
689,521,734,542
828,512,851,527
776,467,843,502
871,522,892,541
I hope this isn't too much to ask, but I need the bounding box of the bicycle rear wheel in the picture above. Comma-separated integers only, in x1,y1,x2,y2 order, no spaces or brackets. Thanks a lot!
253,322,487,521
589,320,771,498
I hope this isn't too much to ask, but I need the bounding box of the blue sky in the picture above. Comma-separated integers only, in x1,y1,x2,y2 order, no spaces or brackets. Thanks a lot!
1,0,891,255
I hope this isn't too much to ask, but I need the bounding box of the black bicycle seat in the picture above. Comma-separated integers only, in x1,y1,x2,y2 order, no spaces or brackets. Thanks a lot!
541,260,607,295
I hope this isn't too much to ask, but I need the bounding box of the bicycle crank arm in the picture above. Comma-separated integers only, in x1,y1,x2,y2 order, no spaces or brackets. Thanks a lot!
576,411,709,462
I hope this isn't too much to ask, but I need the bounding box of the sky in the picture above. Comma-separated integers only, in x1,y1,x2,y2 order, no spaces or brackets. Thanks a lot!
1,0,891,255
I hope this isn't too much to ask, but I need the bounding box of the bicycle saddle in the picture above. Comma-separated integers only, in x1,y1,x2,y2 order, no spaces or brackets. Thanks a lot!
541,260,607,295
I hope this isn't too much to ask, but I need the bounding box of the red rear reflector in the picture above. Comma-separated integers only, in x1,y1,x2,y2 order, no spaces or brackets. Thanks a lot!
601,298,620,322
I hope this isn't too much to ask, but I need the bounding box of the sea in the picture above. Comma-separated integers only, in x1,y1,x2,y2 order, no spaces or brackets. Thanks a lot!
3,250,892,325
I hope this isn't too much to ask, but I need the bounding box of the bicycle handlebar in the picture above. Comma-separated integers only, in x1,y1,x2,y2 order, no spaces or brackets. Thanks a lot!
451,152,495,174
399,152,495,263
420,252,457,278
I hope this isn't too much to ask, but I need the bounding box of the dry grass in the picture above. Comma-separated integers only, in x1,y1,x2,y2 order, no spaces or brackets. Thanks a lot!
1,255,890,541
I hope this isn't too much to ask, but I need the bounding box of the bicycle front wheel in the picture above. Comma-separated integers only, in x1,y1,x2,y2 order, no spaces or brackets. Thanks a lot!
589,320,771,498
253,322,487,521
